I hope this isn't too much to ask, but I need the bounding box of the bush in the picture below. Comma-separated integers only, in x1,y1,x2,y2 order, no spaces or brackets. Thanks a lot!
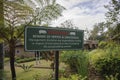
105,73,118,80
95,57,120,79
89,41,120,65
98,41,108,49
89,41,120,79
16,58,35,63
60,74,87,80
61,50,89,77
88,49,109,65
17,64,34,72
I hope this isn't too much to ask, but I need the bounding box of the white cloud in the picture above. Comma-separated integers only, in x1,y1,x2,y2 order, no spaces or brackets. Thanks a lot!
51,0,110,30
57,0,91,9
73,14,106,30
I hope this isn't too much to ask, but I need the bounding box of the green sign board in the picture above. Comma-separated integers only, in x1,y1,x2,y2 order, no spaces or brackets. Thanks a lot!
25,26,84,51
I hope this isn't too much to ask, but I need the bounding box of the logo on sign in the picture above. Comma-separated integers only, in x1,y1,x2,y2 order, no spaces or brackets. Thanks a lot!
39,30,47,34
70,32,76,36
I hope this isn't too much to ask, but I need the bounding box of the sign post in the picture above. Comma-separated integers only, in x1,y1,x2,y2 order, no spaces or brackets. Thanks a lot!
25,26,84,80
55,51,59,80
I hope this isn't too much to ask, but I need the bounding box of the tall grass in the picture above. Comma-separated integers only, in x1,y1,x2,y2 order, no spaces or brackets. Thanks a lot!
61,50,89,77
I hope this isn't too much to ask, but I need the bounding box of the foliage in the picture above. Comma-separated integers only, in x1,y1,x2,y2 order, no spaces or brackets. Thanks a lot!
105,0,120,24
59,69,66,77
61,50,89,77
99,41,120,58
24,0,65,25
15,58,35,63
104,0,120,41
89,41,120,65
47,72,55,80
88,49,108,65
5,60,53,80
98,41,108,49
89,41,120,79
60,74,87,80
89,22,106,40
95,57,120,79
89,0,120,42
40,51,55,61
32,73,41,80
0,0,33,41
17,64,33,72
59,19,78,29
0,0,34,79
0,0,65,79
105,73,118,80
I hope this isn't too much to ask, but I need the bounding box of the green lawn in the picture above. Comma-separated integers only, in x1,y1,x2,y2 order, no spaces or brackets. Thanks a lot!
5,60,66,80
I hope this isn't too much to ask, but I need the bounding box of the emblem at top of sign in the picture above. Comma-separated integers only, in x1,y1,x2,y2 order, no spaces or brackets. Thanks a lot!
39,30,47,34
69,32,76,36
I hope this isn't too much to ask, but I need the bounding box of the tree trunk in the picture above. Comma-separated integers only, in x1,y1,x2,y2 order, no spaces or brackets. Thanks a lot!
0,0,5,79
9,39,16,80
0,43,4,80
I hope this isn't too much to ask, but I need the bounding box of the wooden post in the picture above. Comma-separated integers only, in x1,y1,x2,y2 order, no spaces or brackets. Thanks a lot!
55,51,59,80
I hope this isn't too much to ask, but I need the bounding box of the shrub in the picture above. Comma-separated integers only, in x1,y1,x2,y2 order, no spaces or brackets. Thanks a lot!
98,41,108,49
89,41,120,65
98,41,119,49
59,69,66,77
95,57,120,79
105,73,118,80
88,49,109,65
61,50,89,77
18,64,34,72
60,74,87,80
16,58,35,63
89,41,120,79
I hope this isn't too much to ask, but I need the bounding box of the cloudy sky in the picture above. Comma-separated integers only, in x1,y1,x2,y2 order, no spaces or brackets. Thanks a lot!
51,0,110,30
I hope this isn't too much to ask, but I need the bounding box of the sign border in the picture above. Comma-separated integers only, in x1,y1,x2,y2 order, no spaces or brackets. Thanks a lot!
24,26,84,51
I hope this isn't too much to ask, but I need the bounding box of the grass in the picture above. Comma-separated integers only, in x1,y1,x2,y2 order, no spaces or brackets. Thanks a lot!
4,57,9,63
16,67,52,80
4,60,66,80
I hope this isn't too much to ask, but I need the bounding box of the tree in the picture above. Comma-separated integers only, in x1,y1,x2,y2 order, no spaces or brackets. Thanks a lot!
105,0,120,24
24,0,65,26
0,0,33,79
0,0,65,79
89,22,106,41
105,0,120,42
59,19,78,29
0,0,4,80
0,0,4,42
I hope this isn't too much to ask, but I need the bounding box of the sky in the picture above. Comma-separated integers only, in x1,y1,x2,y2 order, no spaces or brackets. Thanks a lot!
51,0,110,30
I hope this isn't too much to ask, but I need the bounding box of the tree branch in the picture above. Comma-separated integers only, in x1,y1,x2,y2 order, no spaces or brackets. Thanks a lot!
0,30,9,42
16,14,38,41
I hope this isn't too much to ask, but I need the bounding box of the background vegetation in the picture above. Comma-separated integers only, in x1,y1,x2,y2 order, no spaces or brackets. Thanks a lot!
0,0,120,79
